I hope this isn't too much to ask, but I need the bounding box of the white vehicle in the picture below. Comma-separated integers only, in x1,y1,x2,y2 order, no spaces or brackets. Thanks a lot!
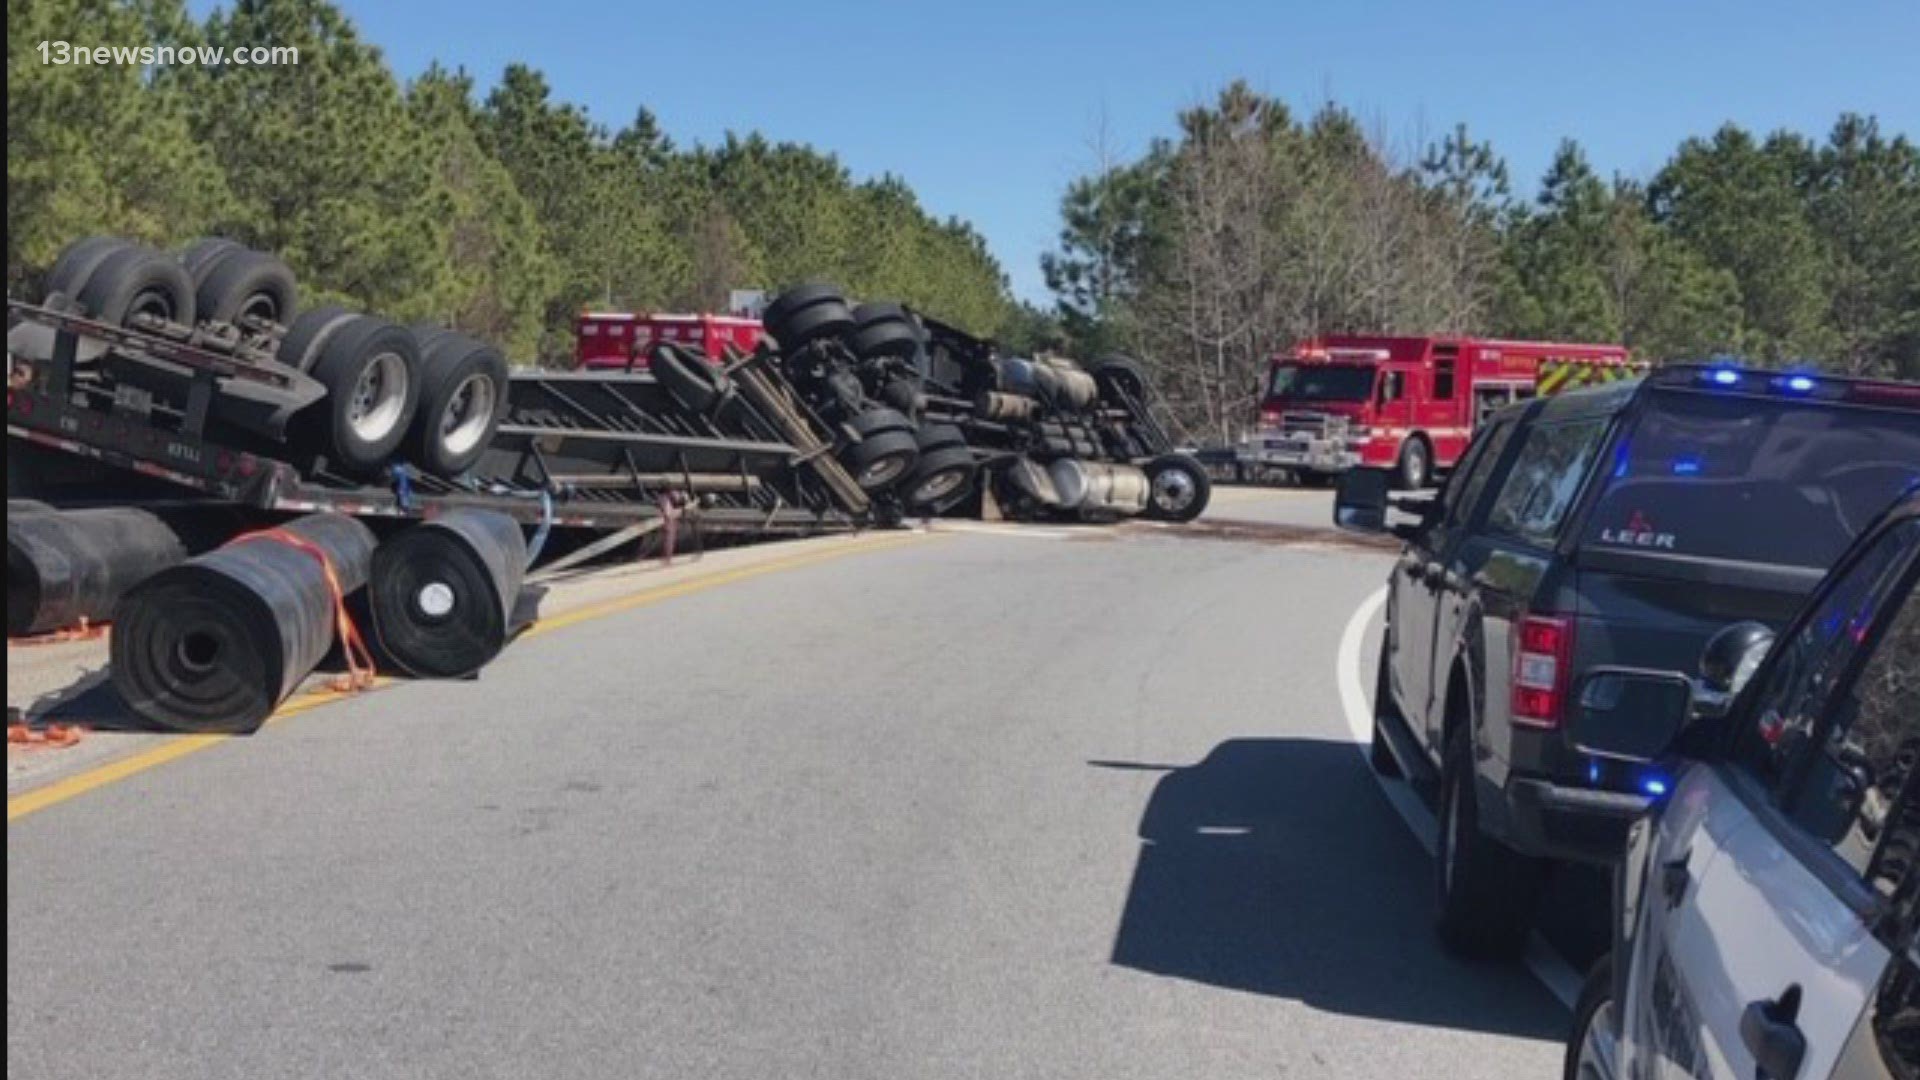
1567,489,1920,1080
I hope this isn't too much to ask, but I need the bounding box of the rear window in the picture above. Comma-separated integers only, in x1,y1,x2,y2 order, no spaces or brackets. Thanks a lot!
1584,389,1920,568
1486,418,1609,546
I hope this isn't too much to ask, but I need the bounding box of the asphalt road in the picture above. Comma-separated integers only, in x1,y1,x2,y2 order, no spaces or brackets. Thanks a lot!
8,490,1570,1079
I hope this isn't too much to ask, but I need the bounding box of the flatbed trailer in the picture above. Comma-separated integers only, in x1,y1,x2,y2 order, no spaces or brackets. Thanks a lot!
7,302,862,541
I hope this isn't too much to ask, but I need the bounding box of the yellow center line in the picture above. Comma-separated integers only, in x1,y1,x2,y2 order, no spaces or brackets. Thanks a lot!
522,532,931,639
8,531,933,824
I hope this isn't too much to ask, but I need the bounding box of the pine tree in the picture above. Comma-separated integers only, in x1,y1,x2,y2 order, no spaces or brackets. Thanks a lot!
179,0,444,314
1649,125,1832,360
1802,115,1920,376
7,0,230,290
478,64,679,362
405,65,557,359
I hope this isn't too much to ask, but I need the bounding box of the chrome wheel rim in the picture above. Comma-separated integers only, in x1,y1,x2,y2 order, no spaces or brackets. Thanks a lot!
1574,1000,1620,1080
347,351,410,441
439,373,496,456
130,288,176,323
238,292,282,324
1152,468,1196,513
913,469,967,503
860,454,910,488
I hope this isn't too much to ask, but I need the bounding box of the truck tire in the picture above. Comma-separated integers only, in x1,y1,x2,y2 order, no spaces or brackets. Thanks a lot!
1371,647,1403,777
848,302,921,360
178,237,245,284
1092,355,1147,402
276,305,355,373
298,316,420,473
762,282,843,326
46,236,135,302
76,246,196,328
651,343,728,413
1142,453,1210,522
407,332,507,477
194,249,298,326
1564,957,1619,1080
1396,436,1431,491
1435,723,1545,959
765,283,855,350
913,422,966,453
848,407,914,439
408,322,452,354
842,429,919,491
902,443,975,510
773,299,854,350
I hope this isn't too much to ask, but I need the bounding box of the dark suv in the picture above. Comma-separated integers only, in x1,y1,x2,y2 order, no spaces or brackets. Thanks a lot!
1334,363,1920,957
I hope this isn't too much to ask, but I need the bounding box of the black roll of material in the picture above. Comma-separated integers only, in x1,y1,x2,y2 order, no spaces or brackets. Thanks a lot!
111,513,377,733
9,507,207,636
368,509,529,679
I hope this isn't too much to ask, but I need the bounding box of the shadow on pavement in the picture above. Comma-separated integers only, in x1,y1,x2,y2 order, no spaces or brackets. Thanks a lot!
1101,737,1570,1041
17,670,158,732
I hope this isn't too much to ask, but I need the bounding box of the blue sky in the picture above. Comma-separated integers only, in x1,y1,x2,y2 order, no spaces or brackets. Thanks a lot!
239,0,1918,302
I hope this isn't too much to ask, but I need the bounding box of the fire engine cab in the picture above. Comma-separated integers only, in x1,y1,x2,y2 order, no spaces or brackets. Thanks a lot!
575,311,764,370
1238,334,1634,488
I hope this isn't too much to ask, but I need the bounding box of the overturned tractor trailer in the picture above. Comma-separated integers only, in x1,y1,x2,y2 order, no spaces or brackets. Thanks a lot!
7,237,878,611
747,284,1211,524
7,236,893,726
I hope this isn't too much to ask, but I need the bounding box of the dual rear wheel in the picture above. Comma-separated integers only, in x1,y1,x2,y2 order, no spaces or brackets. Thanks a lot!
44,236,505,479
282,317,504,477
48,235,299,332
841,409,919,491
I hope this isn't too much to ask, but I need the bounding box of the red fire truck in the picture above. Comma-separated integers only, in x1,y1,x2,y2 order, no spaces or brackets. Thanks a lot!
575,311,764,370
1237,334,1635,488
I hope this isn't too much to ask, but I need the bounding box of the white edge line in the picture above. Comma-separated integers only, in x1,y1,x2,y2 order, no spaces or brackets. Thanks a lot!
923,521,1075,540
1336,586,1584,1011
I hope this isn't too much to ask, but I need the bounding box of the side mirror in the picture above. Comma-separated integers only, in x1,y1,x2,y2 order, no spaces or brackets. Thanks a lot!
1699,620,1774,696
1333,468,1391,532
1570,667,1694,763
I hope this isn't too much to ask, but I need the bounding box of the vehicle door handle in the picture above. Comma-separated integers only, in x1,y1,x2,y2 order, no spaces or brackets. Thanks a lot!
1661,850,1691,909
1740,985,1806,1080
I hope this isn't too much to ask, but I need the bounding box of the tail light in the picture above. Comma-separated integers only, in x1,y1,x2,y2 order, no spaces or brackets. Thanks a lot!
1845,381,1920,408
1511,613,1573,728
1260,409,1282,425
